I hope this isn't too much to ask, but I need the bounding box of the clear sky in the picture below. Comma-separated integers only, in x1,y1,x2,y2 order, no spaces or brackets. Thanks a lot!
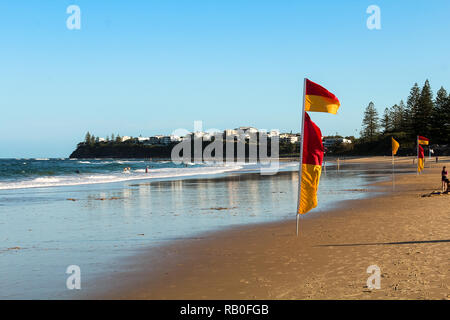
1,0,449,158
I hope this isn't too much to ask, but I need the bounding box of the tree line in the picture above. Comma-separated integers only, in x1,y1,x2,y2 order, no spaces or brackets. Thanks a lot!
360,79,450,145
83,132,126,145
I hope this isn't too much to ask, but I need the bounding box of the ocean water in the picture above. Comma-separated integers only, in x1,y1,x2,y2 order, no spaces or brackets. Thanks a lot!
0,158,407,299
0,158,262,190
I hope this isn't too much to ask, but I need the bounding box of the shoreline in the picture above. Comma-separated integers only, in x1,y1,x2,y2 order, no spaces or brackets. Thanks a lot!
87,157,450,300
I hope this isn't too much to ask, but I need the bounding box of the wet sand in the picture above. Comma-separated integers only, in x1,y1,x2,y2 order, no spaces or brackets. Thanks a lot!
102,157,450,300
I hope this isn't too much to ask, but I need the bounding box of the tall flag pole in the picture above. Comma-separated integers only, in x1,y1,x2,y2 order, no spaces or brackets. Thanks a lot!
416,136,419,175
391,137,400,190
296,79,340,236
296,79,307,236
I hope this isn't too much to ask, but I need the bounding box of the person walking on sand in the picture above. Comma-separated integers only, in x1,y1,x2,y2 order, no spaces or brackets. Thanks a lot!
442,166,449,192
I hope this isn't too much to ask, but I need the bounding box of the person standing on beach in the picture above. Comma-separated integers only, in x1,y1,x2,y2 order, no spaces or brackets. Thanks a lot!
442,166,449,192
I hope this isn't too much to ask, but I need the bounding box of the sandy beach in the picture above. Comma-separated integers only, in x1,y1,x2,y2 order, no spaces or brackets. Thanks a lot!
103,157,450,300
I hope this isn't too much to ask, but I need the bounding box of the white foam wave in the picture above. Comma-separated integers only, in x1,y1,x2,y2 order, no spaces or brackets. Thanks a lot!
0,165,238,190
33,177,61,183
0,162,297,190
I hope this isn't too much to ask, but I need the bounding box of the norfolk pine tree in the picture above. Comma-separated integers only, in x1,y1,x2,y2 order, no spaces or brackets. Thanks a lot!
361,102,380,141
415,79,434,138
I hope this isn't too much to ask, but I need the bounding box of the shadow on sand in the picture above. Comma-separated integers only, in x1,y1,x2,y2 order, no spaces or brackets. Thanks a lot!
316,239,450,247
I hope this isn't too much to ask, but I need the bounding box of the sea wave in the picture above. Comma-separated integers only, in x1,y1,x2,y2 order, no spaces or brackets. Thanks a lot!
0,162,297,190
0,165,240,190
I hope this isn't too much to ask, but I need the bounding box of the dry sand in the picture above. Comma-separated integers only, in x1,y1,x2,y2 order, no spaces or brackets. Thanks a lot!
106,157,450,300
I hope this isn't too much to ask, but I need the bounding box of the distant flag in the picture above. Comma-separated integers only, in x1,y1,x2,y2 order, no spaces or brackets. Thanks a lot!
304,79,341,114
298,113,324,214
418,136,429,145
391,137,400,190
418,145,425,173
391,137,400,155
297,79,339,235
417,136,429,174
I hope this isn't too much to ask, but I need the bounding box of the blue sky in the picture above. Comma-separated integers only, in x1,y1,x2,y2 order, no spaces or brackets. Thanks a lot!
1,0,449,158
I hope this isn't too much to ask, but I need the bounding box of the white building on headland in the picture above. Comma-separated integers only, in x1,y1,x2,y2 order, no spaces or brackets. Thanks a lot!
95,127,300,145
322,138,352,148
161,135,182,145
280,133,299,144
268,130,280,138
224,129,238,138
148,135,164,144
222,126,260,140
138,137,150,143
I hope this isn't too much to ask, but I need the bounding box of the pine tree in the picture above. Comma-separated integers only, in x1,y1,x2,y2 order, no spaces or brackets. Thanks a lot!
381,108,391,133
389,104,403,132
443,97,450,143
84,132,91,144
430,87,450,143
415,80,434,138
406,83,421,137
435,87,448,110
398,100,407,132
433,87,449,143
361,102,380,141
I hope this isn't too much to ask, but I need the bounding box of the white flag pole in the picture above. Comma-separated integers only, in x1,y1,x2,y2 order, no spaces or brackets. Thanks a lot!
296,78,307,237
392,150,395,191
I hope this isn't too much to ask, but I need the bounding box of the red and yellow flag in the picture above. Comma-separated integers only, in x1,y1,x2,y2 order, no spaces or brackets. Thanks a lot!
305,79,340,114
298,113,324,214
418,145,425,173
418,136,429,145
